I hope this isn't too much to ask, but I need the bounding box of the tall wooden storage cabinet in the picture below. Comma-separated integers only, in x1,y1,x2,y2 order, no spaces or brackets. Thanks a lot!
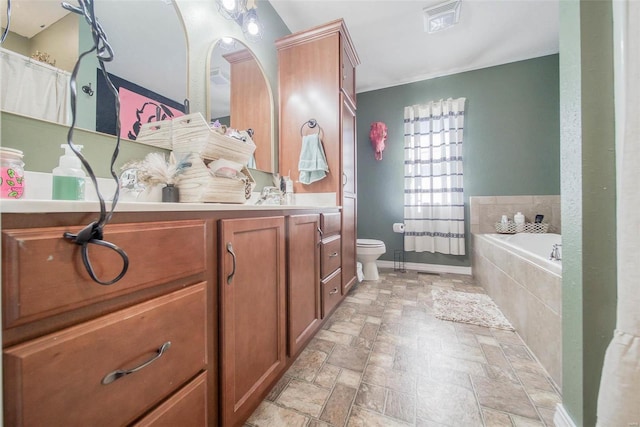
276,19,360,296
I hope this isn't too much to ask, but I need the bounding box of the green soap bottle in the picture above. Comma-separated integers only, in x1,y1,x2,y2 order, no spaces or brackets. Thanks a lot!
52,144,86,200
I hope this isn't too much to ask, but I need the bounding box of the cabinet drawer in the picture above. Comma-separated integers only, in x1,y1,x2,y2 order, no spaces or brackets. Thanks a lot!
134,372,207,427
321,235,341,279
322,269,342,318
4,283,207,427
320,212,341,237
2,220,206,327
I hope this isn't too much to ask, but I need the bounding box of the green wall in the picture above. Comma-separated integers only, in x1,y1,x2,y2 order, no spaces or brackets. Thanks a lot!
559,1,617,425
356,55,560,266
1,112,167,178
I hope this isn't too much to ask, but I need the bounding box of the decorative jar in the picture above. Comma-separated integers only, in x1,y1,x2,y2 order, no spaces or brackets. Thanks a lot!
0,147,25,199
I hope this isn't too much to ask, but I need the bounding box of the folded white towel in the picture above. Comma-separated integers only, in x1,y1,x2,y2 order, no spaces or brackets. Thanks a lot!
298,134,329,184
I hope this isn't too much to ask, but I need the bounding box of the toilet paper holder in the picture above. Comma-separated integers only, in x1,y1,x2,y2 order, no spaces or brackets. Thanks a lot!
393,223,405,233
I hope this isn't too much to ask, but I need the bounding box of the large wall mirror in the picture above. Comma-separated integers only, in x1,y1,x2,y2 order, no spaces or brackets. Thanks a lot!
208,38,274,173
0,0,187,139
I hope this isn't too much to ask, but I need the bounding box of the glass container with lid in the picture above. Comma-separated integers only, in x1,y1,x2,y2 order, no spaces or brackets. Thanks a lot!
0,147,25,199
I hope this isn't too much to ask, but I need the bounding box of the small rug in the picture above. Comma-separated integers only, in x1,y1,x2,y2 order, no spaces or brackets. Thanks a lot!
431,289,515,331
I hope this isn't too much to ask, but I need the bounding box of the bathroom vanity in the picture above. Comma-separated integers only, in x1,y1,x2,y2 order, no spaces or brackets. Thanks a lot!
1,8,360,424
1,201,347,426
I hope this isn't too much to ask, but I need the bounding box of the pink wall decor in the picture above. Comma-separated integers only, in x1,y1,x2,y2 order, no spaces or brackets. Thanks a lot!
369,121,388,161
119,87,184,140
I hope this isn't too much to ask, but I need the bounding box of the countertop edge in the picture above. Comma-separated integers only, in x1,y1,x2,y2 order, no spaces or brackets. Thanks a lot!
0,199,340,214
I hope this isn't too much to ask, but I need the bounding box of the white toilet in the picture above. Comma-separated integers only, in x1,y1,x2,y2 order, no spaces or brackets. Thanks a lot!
356,239,386,281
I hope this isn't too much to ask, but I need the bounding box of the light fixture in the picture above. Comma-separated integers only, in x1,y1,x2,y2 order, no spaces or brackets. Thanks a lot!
241,8,262,40
215,0,263,42
423,0,461,34
217,0,244,21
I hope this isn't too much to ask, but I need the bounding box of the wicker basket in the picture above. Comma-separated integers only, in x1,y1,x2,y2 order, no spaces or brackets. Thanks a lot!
495,222,517,234
523,222,549,233
494,222,549,234
177,153,255,204
136,113,256,165
135,119,172,150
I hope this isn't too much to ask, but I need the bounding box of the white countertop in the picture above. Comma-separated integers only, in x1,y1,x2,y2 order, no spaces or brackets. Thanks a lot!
0,198,339,213
1,171,338,213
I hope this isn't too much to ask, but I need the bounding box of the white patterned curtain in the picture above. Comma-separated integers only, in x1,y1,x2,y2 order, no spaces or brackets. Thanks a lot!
403,98,466,255
597,1,640,424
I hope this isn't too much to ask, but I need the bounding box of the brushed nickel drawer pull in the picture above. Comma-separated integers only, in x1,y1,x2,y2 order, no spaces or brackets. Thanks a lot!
227,242,237,285
329,287,339,295
329,252,339,258
102,341,171,385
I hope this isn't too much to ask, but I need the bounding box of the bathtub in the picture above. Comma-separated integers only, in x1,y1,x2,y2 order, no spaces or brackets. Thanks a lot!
483,233,562,276
472,232,563,390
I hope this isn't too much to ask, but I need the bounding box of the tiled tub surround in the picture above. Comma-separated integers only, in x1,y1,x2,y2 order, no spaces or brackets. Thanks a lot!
472,233,562,390
247,269,561,426
469,195,561,234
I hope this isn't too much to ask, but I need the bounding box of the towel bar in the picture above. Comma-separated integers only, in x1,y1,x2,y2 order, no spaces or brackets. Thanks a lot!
300,119,321,136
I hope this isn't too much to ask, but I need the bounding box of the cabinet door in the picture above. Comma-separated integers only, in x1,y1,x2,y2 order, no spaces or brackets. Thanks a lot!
342,95,356,197
342,196,357,295
287,214,321,357
341,38,357,107
219,217,286,427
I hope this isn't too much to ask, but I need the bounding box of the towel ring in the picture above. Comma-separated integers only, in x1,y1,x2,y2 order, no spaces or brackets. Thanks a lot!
300,119,321,136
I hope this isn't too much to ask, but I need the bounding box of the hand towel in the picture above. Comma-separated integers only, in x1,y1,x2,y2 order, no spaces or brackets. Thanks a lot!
298,133,329,184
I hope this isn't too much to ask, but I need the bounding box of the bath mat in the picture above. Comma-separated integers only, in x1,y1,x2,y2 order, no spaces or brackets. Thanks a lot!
431,289,514,331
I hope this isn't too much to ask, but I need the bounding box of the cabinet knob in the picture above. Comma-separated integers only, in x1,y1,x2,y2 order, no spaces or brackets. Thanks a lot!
329,252,339,258
102,341,171,385
329,287,339,295
343,173,347,187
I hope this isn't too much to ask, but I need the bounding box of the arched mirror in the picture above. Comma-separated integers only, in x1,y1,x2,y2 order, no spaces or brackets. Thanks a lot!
0,0,187,139
208,38,274,173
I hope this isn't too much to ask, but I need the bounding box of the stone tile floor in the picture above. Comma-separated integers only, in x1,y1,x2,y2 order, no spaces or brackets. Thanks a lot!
246,269,562,427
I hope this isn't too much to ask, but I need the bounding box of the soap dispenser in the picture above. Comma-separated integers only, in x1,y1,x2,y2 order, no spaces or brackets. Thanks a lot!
52,144,86,200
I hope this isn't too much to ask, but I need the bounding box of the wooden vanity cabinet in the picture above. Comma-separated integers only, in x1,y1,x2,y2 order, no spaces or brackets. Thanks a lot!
2,208,348,427
218,216,287,427
286,214,321,357
1,218,211,426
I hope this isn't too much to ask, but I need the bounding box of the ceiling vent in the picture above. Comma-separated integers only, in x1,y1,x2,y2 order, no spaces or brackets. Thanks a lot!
210,67,230,85
423,0,461,34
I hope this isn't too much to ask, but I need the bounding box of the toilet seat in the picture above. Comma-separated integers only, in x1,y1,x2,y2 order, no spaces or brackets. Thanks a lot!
357,238,385,248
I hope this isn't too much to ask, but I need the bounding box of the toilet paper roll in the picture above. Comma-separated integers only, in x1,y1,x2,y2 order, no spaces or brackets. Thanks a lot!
393,223,405,233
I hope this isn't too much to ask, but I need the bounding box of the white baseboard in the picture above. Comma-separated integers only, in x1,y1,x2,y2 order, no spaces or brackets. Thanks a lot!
377,260,472,276
554,404,577,427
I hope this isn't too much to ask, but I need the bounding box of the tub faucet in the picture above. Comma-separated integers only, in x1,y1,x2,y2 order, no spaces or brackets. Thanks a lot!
549,244,562,261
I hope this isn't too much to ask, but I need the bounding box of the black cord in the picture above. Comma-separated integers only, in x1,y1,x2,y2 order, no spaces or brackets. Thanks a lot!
0,0,11,44
60,0,128,285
